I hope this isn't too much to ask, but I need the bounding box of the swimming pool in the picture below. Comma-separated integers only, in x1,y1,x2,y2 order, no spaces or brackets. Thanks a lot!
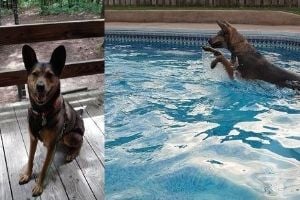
105,30,300,200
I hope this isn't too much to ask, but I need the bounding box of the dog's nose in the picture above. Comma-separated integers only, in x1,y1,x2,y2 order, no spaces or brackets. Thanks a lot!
36,82,45,93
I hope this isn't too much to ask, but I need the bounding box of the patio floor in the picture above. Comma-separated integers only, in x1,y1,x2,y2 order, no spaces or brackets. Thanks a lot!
0,90,104,200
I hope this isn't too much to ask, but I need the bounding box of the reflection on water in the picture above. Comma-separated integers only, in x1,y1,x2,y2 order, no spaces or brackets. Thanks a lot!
105,42,300,200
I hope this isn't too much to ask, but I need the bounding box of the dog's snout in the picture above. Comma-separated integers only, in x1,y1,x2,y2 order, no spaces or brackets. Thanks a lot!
36,82,45,93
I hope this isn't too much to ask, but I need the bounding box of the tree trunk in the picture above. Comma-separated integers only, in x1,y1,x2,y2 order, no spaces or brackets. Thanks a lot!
12,0,19,25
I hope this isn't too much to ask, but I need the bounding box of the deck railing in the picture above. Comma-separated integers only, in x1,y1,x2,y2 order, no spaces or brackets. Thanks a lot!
0,19,104,89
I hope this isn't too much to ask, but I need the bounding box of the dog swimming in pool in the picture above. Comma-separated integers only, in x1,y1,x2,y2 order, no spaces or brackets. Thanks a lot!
203,21,300,90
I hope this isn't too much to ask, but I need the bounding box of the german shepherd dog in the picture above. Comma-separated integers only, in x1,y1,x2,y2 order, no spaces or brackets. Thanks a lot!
19,45,85,196
203,21,300,90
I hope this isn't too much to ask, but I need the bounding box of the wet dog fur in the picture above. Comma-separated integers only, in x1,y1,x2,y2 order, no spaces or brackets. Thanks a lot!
204,21,300,90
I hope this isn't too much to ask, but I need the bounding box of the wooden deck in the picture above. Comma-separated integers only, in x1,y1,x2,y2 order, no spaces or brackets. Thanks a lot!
0,90,104,200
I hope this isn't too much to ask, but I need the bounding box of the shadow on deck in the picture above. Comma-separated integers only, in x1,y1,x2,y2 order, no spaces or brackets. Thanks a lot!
0,90,104,200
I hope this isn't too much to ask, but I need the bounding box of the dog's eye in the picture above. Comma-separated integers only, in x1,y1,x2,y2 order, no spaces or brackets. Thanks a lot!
32,72,39,76
46,72,53,78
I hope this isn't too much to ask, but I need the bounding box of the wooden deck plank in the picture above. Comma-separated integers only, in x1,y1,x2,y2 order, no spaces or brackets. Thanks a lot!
76,138,105,199
77,95,105,176
70,101,105,199
0,129,13,200
0,107,39,200
14,107,69,200
70,99,105,164
82,93,105,134
57,158,97,200
0,90,104,199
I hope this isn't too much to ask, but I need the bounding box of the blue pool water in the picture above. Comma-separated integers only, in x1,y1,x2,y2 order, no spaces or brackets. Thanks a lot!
105,39,300,199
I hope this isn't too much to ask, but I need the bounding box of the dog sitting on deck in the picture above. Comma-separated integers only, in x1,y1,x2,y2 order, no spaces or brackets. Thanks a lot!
19,45,85,196
203,21,300,90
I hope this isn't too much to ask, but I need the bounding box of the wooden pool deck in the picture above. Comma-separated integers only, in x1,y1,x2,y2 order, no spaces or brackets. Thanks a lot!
0,90,104,200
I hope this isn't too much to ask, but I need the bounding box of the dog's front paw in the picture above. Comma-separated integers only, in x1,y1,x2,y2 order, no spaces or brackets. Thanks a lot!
202,46,211,51
65,154,75,162
32,184,43,197
202,46,222,56
19,173,31,185
65,151,79,163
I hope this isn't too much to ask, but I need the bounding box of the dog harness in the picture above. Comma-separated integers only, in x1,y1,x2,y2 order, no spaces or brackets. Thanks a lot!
29,98,68,141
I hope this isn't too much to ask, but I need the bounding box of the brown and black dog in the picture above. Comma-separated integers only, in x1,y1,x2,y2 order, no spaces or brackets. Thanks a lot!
203,21,300,90
19,45,85,196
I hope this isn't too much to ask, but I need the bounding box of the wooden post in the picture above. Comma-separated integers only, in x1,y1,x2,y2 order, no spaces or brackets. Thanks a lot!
12,0,25,100
13,0,23,99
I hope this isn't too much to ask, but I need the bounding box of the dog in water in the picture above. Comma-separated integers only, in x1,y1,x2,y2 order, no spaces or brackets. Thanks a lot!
19,45,85,196
203,21,300,90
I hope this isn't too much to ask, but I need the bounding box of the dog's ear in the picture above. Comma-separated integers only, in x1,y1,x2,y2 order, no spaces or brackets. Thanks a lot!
50,45,66,76
216,20,230,33
22,45,38,72
223,21,232,27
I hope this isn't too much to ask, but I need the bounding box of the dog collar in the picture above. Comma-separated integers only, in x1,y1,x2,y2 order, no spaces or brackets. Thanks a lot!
31,97,63,126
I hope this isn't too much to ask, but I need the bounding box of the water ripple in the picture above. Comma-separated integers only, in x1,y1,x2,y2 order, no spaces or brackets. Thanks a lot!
106,43,300,199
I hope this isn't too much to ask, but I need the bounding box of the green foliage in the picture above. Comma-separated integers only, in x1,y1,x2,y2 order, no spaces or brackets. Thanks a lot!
40,2,102,15
18,0,103,15
0,8,13,16
20,0,40,8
